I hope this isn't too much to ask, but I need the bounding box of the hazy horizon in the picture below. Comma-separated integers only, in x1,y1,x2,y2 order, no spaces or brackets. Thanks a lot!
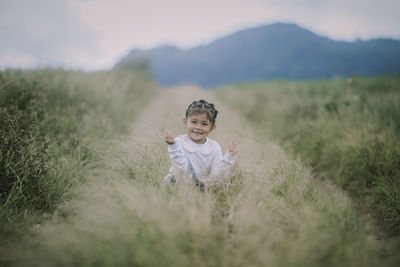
1,0,400,71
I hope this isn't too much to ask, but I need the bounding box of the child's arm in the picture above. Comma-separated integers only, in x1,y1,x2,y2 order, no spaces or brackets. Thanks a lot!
221,139,237,164
165,130,188,172
210,140,237,182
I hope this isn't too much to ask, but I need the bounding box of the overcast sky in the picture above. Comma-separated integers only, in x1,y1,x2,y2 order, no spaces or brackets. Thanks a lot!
1,0,399,70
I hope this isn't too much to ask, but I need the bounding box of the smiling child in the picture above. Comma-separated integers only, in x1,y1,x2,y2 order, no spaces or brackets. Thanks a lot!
164,99,237,186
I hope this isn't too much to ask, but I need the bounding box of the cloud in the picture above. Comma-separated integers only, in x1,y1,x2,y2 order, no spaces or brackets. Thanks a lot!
75,0,400,58
74,0,268,49
250,0,400,40
0,0,101,70
1,0,399,70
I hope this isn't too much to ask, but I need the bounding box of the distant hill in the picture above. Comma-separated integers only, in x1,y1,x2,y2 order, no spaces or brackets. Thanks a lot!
115,23,400,88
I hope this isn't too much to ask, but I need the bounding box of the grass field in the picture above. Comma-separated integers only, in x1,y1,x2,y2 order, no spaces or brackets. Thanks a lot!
216,76,400,236
0,72,399,266
0,68,155,237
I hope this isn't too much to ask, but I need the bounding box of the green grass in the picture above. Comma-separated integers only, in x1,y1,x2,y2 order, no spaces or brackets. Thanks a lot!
1,74,398,266
0,82,396,266
216,75,400,235
0,68,155,237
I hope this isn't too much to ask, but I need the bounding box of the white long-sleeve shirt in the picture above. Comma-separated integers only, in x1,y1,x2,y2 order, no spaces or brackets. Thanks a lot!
166,134,235,184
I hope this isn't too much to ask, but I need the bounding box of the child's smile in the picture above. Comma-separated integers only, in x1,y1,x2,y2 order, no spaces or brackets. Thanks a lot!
184,113,216,144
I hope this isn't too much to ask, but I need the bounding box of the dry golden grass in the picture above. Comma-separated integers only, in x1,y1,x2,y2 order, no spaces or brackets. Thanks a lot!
1,85,395,267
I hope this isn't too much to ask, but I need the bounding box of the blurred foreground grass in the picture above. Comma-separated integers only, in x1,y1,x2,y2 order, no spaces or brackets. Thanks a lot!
216,76,400,236
0,68,155,237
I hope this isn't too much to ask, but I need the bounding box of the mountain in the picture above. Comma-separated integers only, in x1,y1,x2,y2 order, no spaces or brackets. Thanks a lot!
114,23,400,88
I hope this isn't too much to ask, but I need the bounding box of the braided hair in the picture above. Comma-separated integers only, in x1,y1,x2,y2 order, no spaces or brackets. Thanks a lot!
185,99,219,125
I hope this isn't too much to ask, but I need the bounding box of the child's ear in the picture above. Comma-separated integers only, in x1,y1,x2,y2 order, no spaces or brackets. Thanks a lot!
183,118,187,126
211,124,216,131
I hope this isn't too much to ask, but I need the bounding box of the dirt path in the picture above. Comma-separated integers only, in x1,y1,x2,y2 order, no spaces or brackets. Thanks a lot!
2,86,396,267
120,85,286,179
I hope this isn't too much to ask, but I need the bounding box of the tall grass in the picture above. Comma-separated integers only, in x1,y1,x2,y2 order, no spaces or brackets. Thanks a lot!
8,160,382,267
216,76,400,235
0,68,154,236
1,85,391,266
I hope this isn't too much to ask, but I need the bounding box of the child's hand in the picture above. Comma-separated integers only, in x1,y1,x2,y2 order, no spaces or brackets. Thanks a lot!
165,130,176,145
228,139,237,155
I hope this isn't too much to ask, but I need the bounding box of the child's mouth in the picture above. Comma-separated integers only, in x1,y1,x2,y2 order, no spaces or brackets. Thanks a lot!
192,131,203,137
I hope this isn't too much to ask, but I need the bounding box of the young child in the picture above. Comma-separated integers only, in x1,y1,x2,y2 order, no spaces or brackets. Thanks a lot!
164,99,237,186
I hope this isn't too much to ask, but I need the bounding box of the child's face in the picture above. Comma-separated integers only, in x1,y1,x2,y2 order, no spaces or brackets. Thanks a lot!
183,113,216,144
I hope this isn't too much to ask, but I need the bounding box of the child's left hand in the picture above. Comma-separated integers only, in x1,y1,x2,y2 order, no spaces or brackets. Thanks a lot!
228,139,237,155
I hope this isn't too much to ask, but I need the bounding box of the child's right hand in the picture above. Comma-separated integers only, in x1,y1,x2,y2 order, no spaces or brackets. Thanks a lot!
165,130,176,145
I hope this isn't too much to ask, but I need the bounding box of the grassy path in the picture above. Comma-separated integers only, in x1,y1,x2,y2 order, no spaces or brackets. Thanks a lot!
1,86,397,266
